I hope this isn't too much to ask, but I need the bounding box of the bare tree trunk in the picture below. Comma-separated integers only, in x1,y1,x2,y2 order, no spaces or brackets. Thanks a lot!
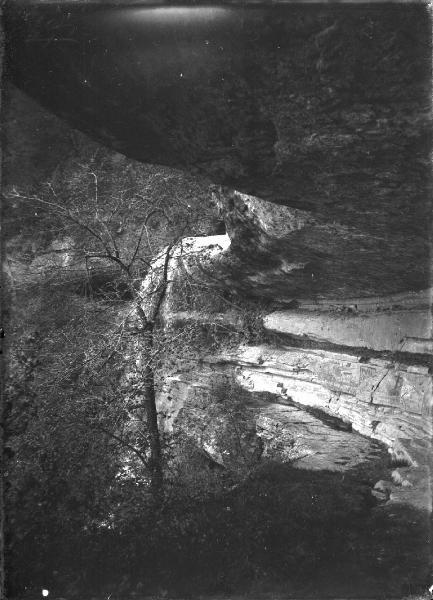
134,244,174,501
141,324,163,500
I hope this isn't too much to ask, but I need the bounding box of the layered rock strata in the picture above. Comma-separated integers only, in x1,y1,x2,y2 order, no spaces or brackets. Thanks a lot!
152,231,432,515
160,354,431,513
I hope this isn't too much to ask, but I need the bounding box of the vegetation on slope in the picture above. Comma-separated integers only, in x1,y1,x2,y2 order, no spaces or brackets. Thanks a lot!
3,89,431,599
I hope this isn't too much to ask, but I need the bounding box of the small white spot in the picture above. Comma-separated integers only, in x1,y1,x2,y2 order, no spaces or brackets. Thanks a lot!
179,73,183,78
42,590,49,597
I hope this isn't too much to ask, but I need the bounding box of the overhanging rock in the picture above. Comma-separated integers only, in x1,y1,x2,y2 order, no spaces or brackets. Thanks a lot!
264,303,432,355
213,344,432,467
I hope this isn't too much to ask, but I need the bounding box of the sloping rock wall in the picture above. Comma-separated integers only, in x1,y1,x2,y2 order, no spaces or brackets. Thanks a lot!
153,232,432,516
150,230,431,467
211,187,432,301
218,345,431,463
159,341,431,512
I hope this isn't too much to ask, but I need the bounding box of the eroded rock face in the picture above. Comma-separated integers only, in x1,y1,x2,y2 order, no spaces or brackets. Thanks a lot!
223,345,431,462
8,3,431,297
212,188,432,301
264,303,432,354
162,342,432,461
159,342,432,513
151,231,431,518
160,367,390,474
7,1,431,559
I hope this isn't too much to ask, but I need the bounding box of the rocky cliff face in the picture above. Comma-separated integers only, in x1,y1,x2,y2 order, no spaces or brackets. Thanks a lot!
5,8,432,586
152,205,432,519
7,11,432,488
211,187,432,301
8,3,431,298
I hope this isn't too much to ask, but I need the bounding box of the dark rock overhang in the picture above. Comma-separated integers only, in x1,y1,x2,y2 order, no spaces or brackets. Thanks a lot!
4,2,432,297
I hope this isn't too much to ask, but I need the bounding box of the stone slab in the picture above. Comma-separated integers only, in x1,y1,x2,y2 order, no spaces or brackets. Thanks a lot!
217,344,432,463
264,309,432,354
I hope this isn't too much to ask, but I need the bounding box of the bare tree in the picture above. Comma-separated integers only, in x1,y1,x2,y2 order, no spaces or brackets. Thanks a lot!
5,162,214,500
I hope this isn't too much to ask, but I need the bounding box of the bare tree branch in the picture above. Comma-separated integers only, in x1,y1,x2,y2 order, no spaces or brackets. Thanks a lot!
148,242,175,323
